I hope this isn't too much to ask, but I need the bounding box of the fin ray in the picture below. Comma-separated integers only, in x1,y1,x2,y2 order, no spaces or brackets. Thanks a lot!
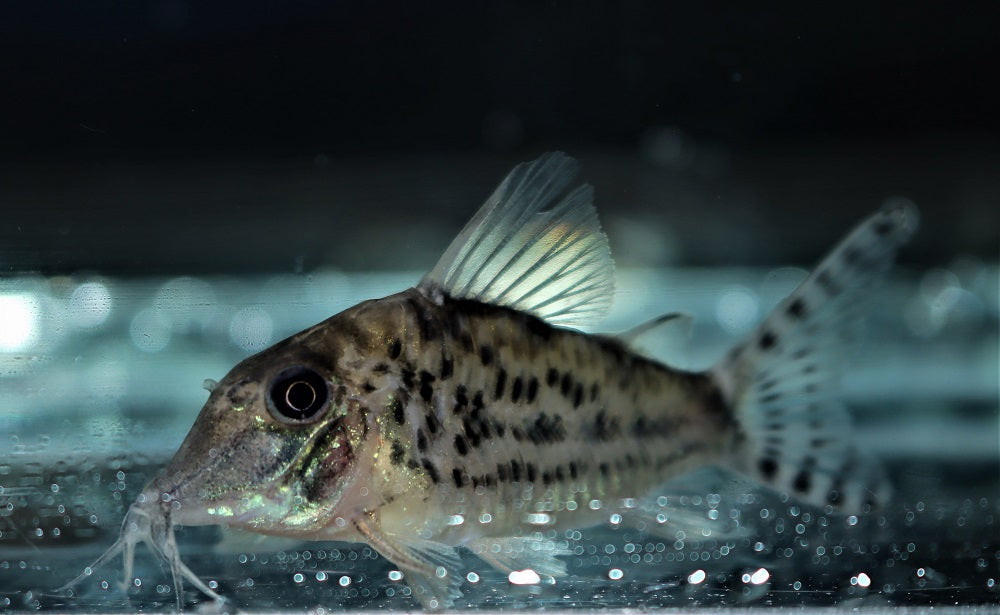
420,152,614,328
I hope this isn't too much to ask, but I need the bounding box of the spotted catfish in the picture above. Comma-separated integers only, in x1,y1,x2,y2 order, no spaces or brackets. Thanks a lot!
61,152,917,609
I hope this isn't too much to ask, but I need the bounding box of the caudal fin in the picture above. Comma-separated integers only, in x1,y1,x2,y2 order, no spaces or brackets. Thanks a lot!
712,203,918,513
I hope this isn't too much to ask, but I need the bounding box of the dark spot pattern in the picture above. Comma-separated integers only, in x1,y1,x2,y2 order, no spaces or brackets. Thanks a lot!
440,354,454,380
525,463,537,482
387,338,401,359
454,385,468,413
510,460,522,481
787,298,806,319
421,458,440,483
402,368,416,390
417,429,427,451
390,440,404,465
759,457,778,480
759,330,777,351
816,270,839,295
525,413,566,444
526,377,539,403
452,468,464,488
390,398,405,425
424,411,439,435
511,377,523,403
480,345,494,366
572,383,583,408
874,219,894,236
560,373,573,397
419,371,435,403
454,434,468,456
494,368,507,400
546,368,559,387
592,409,621,441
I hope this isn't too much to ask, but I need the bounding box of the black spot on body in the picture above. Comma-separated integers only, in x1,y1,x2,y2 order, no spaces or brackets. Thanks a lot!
592,409,621,441
402,368,416,390
419,371,435,403
525,463,537,483
599,462,610,477
787,298,806,319
440,355,453,380
759,457,778,480
452,468,464,488
589,383,599,402
569,462,579,479
463,417,481,448
421,458,440,483
390,440,405,465
494,368,507,400
526,377,539,403
454,385,468,413
496,462,509,482
510,459,522,481
362,381,376,393
573,383,583,408
511,377,523,403
372,362,390,373
526,413,566,444
759,331,777,351
542,471,552,485
454,434,468,456
816,270,839,295
417,429,428,452
560,373,573,397
425,412,439,435
472,391,484,411
546,368,559,387
760,392,781,404
387,338,401,359
390,398,405,424
480,345,494,366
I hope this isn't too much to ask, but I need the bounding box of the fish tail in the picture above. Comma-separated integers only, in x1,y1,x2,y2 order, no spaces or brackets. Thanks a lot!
711,203,918,513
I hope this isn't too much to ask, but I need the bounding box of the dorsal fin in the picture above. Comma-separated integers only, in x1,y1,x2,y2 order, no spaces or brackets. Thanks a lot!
419,152,614,329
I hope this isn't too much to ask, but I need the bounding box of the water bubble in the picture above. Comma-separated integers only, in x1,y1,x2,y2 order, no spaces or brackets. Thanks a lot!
338,576,351,587
715,287,760,336
130,308,171,352
293,573,304,584
687,569,706,584
229,306,274,351
608,568,624,580
388,570,403,582
466,572,480,583
68,282,113,329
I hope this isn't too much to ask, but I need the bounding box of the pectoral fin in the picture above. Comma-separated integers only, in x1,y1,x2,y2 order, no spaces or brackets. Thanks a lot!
353,512,463,610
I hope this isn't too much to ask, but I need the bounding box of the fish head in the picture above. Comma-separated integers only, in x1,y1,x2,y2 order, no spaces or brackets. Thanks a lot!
143,322,373,534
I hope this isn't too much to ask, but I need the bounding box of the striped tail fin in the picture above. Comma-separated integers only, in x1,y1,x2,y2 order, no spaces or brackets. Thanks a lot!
712,203,918,513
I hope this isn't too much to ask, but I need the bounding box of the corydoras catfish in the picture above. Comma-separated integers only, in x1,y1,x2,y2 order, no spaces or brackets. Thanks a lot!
61,152,917,609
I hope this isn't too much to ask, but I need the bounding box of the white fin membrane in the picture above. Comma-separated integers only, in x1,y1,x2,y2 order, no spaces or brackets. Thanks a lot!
713,204,918,514
420,152,614,329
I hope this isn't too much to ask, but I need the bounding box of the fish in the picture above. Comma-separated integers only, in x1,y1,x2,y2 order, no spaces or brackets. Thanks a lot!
59,152,918,610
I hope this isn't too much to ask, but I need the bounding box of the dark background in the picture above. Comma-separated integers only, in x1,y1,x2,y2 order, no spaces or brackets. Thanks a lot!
2,1,997,275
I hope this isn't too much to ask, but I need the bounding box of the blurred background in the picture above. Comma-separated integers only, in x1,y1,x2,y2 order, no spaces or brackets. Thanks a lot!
0,1,997,611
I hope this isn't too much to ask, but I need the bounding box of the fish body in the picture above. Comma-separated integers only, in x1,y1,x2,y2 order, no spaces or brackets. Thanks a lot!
61,153,918,609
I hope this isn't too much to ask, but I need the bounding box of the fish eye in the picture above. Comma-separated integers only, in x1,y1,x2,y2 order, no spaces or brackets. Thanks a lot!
267,366,330,422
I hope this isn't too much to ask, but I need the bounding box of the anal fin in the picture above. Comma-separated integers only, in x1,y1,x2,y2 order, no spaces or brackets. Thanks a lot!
467,536,571,579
